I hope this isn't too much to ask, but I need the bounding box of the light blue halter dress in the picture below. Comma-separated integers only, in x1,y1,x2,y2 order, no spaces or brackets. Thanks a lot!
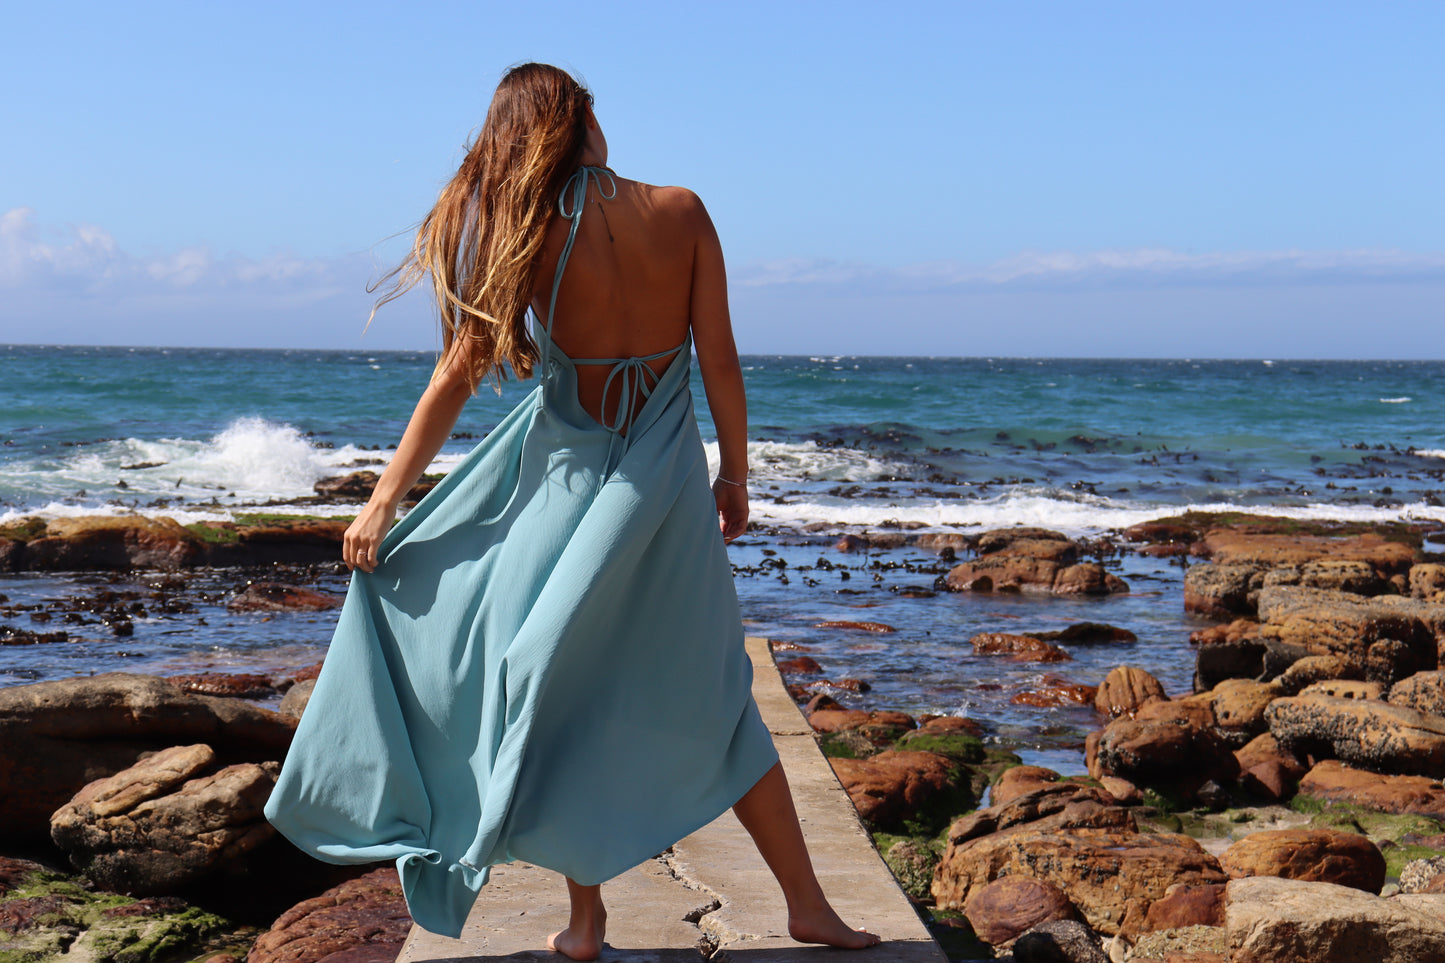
265,167,779,938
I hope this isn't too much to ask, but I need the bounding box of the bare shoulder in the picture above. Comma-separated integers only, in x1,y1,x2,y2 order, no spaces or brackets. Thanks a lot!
625,179,713,229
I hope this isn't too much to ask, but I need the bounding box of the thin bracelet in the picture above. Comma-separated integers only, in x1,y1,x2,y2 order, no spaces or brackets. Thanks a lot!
715,474,748,488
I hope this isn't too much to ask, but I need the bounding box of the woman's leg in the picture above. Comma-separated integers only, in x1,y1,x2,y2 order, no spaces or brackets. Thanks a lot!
546,877,607,960
732,761,881,948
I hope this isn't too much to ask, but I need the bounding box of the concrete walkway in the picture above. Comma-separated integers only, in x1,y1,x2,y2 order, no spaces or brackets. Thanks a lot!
398,637,946,963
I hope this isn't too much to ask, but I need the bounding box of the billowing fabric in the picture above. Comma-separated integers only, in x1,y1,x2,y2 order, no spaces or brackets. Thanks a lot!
264,167,779,937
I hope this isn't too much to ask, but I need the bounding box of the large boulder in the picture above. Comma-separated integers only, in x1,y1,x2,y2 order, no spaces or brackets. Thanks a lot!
943,529,1126,595
933,827,1227,936
1219,828,1386,893
1265,694,1445,777
228,582,342,613
0,673,296,844
248,867,413,963
1089,700,1240,800
1225,876,1445,963
1197,530,1416,575
50,744,279,893
1185,563,1267,619
942,783,1135,847
1255,586,1444,680
1094,665,1167,718
1411,563,1445,601
969,633,1070,662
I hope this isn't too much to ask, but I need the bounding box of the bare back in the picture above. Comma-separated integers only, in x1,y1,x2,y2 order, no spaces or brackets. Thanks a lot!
529,174,706,426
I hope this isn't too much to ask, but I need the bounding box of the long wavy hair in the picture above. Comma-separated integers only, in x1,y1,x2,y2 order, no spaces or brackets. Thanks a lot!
372,63,593,391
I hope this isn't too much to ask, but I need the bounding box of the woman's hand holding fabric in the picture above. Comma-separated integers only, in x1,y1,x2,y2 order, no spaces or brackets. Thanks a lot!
343,499,396,573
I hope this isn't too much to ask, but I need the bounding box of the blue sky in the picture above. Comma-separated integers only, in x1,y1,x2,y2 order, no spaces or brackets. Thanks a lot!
3,1,1442,356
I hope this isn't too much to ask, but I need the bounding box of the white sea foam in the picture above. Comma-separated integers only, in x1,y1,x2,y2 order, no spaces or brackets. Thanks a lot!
702,439,908,484
1415,449,1445,460
747,491,1445,538
1380,397,1412,404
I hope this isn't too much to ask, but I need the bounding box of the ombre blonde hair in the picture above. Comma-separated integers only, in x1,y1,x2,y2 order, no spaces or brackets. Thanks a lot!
373,63,594,392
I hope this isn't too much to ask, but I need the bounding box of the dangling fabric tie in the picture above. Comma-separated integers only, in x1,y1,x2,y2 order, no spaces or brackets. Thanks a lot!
537,166,617,385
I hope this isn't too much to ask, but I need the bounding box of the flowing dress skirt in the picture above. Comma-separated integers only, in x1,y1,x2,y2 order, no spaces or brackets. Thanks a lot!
264,339,779,937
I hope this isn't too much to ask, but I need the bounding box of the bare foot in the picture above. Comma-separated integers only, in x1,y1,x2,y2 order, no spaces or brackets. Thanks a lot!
547,891,607,961
788,906,881,949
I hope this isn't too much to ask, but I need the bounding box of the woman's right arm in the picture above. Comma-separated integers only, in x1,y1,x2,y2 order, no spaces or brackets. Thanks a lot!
687,195,750,543
342,342,476,572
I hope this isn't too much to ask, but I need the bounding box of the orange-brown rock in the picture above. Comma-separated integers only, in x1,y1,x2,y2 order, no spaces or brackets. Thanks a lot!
1298,678,1385,700
970,633,1071,662
21,516,203,570
1219,828,1386,893
167,672,278,699
916,715,985,736
1390,671,1445,717
1190,618,1263,646
1091,701,1239,798
1122,882,1226,939
1197,530,1417,575
1011,676,1097,707
806,708,870,732
946,556,1063,593
0,673,296,846
1266,693,1445,777
963,875,1079,946
1255,585,1443,680
1207,679,1280,745
1095,666,1169,718
974,527,1074,556
1234,732,1309,794
828,750,968,832
991,766,1062,807
944,784,1134,848
248,867,412,963
1297,760,1445,816
775,656,824,674
1261,559,1391,597
1054,563,1129,595
933,827,1227,935
1185,563,1267,619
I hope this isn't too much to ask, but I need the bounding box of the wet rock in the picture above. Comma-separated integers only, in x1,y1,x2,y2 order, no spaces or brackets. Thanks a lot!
1011,918,1108,962
249,867,412,963
51,744,280,893
1400,856,1445,894
279,679,316,719
1012,677,1097,707
228,582,342,613
1219,828,1386,893
813,620,896,633
828,749,971,833
1031,622,1138,645
963,875,1079,947
971,632,1071,662
974,527,1074,557
168,672,279,699
1296,760,1445,816
0,672,296,845
1390,670,1445,717
1089,666,1166,720
1266,694,1445,777
916,714,985,736
1225,875,1445,963
912,532,971,554
1190,617,1262,646
1184,563,1266,619
806,708,870,732
991,766,1065,808
934,827,1227,936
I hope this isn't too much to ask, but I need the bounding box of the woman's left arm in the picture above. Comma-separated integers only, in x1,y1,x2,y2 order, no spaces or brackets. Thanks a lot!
342,344,475,572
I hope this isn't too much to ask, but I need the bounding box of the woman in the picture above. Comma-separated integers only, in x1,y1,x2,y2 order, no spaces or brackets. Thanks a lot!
265,63,879,957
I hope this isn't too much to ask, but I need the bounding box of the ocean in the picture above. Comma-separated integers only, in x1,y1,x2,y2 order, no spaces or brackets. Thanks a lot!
3,345,1443,770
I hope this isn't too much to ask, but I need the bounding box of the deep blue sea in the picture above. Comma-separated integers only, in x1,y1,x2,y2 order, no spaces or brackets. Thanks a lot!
2,345,1443,770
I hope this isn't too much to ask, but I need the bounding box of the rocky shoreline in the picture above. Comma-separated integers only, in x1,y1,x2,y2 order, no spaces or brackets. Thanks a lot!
1,507,1444,961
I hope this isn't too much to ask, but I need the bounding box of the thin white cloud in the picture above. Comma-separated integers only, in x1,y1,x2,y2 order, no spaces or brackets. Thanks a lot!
737,247,1445,291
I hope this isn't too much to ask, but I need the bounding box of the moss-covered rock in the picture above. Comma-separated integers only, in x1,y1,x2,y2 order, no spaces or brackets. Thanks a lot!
895,731,985,763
